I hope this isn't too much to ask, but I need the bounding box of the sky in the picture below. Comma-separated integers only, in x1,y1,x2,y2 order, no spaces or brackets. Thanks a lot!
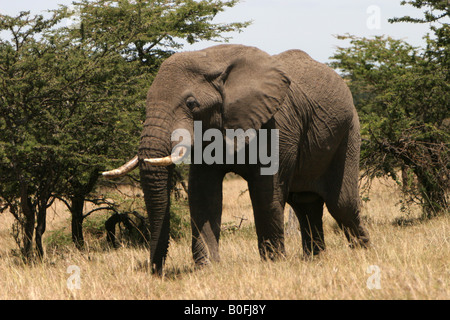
0,0,437,63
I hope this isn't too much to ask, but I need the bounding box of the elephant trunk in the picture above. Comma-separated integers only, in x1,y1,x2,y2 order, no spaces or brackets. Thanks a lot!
104,104,191,274
138,113,173,275
140,163,172,275
138,109,192,275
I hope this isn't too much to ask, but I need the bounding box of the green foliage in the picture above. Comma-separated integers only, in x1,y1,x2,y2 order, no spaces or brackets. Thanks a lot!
389,0,449,24
170,197,190,241
45,215,109,250
62,0,249,62
83,214,110,238
45,228,73,251
329,1,449,217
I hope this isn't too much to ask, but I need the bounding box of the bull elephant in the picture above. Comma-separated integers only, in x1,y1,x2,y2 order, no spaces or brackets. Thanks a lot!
103,44,370,275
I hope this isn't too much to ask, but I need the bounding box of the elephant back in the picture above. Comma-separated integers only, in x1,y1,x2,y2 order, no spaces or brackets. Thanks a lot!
274,50,354,114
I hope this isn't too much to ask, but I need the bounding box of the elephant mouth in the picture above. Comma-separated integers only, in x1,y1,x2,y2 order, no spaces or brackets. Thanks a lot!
101,146,188,179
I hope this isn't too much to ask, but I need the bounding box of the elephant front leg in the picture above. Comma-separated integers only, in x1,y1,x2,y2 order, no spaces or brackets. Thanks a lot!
189,164,225,267
248,175,286,261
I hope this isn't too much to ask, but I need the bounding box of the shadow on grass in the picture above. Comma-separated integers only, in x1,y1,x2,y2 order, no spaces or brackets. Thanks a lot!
133,259,197,280
392,215,428,227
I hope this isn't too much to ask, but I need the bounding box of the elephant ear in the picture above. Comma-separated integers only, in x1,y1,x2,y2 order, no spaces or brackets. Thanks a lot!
220,51,290,131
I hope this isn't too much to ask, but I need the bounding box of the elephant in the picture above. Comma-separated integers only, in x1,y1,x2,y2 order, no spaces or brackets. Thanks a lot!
103,44,370,275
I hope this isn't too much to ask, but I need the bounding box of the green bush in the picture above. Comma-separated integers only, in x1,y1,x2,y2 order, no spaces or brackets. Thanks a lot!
170,197,191,241
45,229,72,251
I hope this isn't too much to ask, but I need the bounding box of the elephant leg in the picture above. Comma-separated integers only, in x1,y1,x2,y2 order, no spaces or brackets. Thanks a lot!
326,200,369,248
289,192,325,256
189,164,225,267
247,175,285,261
325,128,370,249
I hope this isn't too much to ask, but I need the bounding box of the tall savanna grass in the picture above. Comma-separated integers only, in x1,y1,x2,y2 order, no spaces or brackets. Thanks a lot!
0,175,448,299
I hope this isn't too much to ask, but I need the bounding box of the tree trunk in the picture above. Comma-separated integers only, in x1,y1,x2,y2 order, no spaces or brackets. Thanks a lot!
415,167,448,218
35,204,47,259
69,169,99,250
20,182,35,260
71,196,85,250
105,213,122,248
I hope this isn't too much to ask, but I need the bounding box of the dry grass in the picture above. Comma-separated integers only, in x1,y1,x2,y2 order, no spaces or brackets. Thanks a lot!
0,175,448,300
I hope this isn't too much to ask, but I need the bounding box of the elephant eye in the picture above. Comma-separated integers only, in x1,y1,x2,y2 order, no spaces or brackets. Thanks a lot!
186,96,199,109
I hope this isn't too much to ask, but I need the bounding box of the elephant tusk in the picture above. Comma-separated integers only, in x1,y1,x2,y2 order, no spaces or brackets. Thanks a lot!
144,146,188,167
102,155,139,179
144,156,174,166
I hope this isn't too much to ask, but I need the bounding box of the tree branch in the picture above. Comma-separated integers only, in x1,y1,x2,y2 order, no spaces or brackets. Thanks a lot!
83,206,118,219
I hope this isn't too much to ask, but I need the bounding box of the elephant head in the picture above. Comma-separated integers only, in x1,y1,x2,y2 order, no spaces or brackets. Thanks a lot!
103,44,290,274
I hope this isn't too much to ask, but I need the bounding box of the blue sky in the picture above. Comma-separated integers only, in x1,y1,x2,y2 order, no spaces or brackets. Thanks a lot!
0,0,436,63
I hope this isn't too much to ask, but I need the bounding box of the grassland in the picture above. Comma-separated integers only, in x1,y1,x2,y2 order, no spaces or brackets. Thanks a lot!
0,175,448,300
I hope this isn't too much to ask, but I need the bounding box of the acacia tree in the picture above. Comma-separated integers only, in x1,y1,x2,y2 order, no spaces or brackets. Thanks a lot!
0,12,75,257
329,1,449,217
0,0,248,257
0,10,139,256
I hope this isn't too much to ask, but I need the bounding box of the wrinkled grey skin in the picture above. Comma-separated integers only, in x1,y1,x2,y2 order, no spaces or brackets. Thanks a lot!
137,44,369,274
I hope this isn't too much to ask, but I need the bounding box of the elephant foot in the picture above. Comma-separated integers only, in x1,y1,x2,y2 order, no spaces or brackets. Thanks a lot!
342,224,370,249
301,251,324,262
348,237,370,249
193,249,220,270
194,260,212,271
302,240,326,257
151,263,164,277
258,239,286,262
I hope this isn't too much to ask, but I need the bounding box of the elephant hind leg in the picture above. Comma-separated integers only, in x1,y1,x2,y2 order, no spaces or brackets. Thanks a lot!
326,201,370,249
324,122,370,249
288,192,325,256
